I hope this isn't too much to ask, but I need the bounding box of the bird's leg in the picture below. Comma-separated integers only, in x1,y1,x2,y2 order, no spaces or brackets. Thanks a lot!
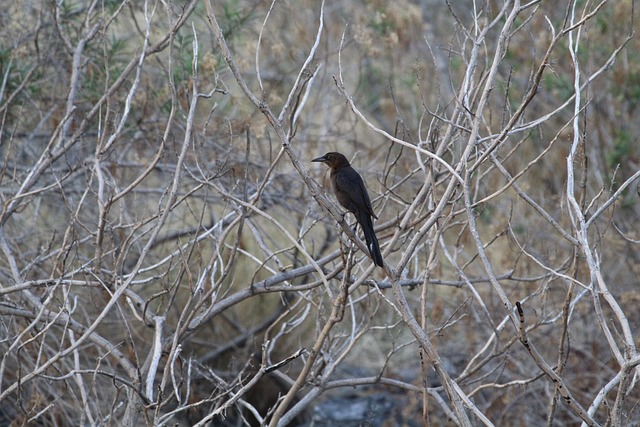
339,212,358,235
342,213,357,234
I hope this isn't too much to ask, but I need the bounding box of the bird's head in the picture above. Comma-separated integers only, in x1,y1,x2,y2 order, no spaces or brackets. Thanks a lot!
311,152,350,168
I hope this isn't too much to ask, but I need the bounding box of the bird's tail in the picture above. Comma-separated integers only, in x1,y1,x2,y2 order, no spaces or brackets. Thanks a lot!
358,212,384,267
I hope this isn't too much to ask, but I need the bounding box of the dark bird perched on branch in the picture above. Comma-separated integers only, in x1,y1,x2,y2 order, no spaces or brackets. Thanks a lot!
312,152,384,267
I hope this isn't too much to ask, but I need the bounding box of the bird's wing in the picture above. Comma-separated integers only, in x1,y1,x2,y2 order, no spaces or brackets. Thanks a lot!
334,168,377,218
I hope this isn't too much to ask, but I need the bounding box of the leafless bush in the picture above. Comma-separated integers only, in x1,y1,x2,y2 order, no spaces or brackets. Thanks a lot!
1,0,639,426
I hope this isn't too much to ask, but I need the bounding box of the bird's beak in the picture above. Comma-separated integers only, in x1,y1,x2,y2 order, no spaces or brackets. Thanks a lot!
311,155,327,163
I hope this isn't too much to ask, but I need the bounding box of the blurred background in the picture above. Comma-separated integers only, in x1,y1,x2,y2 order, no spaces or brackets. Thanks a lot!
0,0,639,425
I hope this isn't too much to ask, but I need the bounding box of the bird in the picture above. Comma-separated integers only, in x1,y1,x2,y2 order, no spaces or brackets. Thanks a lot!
312,152,384,267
